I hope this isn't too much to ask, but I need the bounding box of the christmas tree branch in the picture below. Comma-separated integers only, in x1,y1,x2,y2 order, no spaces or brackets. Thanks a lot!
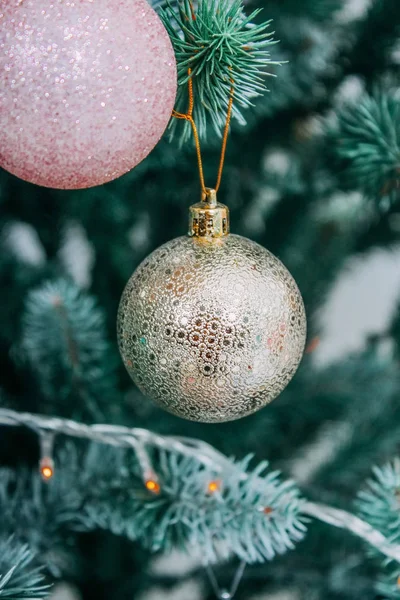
1,408,400,565
0,407,225,470
19,280,119,421
328,88,400,207
355,458,400,597
159,0,280,141
0,537,49,599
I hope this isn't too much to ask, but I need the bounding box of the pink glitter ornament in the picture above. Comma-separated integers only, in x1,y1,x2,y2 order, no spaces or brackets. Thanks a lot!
0,0,177,189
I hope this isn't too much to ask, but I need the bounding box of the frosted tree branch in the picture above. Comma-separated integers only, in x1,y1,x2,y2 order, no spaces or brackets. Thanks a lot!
1,407,400,564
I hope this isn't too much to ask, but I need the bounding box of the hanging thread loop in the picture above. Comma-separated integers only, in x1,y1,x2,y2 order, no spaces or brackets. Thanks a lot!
172,69,234,195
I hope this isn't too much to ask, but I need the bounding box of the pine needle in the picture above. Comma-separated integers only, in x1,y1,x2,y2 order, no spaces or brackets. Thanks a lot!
159,0,281,141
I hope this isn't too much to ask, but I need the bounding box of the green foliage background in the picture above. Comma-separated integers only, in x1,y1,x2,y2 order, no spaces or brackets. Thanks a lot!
1,0,400,598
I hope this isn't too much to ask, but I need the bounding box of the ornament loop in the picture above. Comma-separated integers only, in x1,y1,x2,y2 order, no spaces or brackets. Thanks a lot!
202,187,218,205
172,68,234,196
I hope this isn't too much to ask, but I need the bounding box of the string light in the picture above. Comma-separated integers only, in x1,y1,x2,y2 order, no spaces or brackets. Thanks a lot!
40,457,54,481
205,559,247,600
38,432,55,481
145,479,161,494
2,408,400,564
135,441,161,494
208,480,221,494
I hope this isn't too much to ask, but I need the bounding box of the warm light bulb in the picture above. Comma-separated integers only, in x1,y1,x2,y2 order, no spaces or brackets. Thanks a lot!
145,479,161,494
207,480,221,494
40,457,54,481
42,467,53,479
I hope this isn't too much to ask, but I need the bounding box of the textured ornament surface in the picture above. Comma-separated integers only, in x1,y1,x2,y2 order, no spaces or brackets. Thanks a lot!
0,0,177,189
118,234,306,423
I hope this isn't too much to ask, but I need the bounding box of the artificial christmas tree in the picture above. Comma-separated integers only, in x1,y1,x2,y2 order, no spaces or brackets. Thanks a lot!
1,0,400,599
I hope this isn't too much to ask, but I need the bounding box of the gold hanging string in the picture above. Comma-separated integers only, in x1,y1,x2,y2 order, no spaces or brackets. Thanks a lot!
172,68,234,196
215,80,234,193
172,69,206,195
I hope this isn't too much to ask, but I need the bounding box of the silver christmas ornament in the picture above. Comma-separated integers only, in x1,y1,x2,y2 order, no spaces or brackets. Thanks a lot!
117,189,306,422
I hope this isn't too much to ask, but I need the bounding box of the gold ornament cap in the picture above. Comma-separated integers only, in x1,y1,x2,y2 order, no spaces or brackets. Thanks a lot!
188,188,229,239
